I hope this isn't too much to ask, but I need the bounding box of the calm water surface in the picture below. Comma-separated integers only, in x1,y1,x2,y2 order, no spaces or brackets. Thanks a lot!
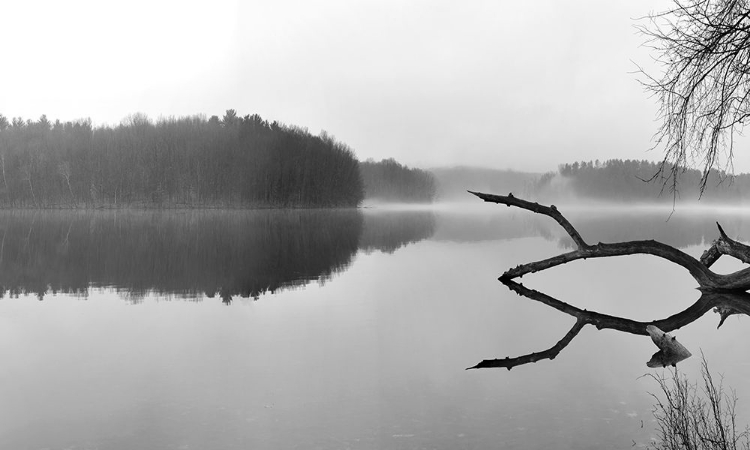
2,205,750,449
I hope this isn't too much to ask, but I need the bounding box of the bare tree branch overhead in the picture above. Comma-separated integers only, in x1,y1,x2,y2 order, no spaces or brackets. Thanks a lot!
637,0,750,195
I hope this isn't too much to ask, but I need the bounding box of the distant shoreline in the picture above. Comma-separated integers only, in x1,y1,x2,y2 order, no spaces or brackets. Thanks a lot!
0,203,366,211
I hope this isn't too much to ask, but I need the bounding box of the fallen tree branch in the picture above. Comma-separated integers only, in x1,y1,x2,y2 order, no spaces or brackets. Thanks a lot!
469,191,750,291
468,191,588,248
500,240,720,287
468,191,750,370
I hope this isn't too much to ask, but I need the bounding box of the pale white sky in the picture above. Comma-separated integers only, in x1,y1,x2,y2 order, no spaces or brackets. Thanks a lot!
2,0,746,173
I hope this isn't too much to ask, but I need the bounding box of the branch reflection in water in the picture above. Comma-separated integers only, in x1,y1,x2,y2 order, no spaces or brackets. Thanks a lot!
468,279,749,371
0,209,435,302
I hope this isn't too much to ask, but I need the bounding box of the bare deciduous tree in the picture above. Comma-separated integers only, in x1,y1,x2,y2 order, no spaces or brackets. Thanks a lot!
20,163,36,207
638,0,750,195
57,161,75,206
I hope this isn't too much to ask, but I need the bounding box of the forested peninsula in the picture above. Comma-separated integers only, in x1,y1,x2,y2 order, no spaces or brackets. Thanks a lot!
0,111,369,208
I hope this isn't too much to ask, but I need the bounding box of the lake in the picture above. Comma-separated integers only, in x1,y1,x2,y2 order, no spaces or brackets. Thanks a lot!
2,203,750,449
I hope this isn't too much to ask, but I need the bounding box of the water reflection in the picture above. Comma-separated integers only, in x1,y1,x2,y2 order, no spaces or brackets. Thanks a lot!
360,210,436,254
0,209,435,301
8,206,740,303
434,207,750,249
469,279,750,370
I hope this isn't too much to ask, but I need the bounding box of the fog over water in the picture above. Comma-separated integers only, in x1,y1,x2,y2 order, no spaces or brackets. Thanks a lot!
2,204,750,449
6,0,750,447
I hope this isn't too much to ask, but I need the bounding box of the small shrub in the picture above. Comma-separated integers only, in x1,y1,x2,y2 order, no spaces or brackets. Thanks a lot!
649,354,750,450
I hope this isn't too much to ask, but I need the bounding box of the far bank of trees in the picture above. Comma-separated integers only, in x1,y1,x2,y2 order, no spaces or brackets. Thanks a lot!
0,111,363,208
360,158,436,202
535,159,750,203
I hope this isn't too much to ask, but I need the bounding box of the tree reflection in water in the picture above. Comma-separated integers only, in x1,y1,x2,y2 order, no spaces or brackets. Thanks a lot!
0,209,435,302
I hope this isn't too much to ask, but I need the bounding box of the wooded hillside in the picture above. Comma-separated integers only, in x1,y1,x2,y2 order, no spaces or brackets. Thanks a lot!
0,111,363,208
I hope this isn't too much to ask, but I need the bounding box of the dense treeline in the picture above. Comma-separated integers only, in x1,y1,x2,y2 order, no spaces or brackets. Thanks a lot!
536,159,750,203
0,111,363,208
360,158,436,202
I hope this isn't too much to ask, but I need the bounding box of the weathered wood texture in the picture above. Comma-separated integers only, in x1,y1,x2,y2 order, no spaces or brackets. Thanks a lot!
646,325,692,368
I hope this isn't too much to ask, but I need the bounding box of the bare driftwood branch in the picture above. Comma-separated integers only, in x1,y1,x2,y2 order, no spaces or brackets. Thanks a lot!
468,191,588,248
468,191,750,370
469,191,750,291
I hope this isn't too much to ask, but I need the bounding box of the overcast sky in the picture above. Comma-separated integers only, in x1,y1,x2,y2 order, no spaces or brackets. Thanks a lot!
4,0,744,173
